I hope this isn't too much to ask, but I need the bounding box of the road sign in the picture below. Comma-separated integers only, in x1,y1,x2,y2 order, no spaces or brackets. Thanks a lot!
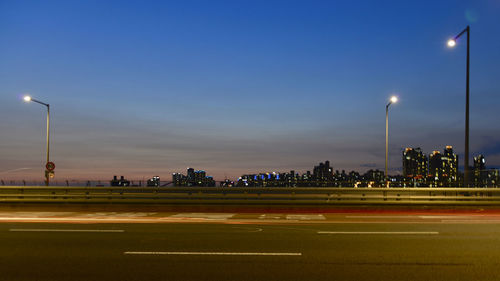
46,162,55,171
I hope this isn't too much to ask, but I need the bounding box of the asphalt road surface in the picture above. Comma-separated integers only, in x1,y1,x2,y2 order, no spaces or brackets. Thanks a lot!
2,205,500,280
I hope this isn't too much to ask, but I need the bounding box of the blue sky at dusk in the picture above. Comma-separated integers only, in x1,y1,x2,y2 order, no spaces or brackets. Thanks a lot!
1,0,500,181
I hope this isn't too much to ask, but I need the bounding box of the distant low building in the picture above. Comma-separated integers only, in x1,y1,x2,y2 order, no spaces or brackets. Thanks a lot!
362,169,385,187
313,161,334,186
110,175,130,187
172,168,215,187
487,169,499,187
235,162,387,187
172,173,185,186
147,176,160,187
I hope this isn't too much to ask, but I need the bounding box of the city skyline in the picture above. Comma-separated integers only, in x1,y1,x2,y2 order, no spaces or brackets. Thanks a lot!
1,1,500,181
3,145,495,185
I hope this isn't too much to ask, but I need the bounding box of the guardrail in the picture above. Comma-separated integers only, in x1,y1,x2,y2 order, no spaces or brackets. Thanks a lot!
0,186,500,205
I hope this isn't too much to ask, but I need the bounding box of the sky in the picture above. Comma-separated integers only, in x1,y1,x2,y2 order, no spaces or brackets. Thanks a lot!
1,0,500,181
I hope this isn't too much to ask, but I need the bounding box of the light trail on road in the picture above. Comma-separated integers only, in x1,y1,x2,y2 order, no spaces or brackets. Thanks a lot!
2,207,500,281
9,228,124,232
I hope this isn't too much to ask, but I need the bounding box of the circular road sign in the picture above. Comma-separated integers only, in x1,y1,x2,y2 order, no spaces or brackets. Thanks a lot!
46,161,55,171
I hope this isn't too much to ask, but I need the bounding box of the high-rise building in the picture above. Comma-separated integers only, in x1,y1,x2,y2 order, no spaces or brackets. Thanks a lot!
442,146,458,185
428,150,443,186
428,146,458,186
186,168,195,185
402,147,428,186
474,154,487,187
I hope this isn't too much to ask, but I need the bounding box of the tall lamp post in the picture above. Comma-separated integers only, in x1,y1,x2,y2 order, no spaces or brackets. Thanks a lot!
447,25,470,187
385,96,398,184
23,95,51,186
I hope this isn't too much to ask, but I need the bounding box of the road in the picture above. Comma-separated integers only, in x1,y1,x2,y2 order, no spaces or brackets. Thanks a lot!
1,205,500,280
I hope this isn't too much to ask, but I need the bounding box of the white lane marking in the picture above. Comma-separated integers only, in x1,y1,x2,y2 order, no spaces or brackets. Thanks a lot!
259,214,283,220
318,231,439,235
419,216,483,219
286,214,326,220
345,216,418,219
441,220,500,223
168,213,235,220
232,227,263,232
345,215,486,219
76,212,157,217
9,229,124,233
124,251,301,256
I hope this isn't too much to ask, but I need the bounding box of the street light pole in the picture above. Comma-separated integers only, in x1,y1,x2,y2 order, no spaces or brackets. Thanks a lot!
385,96,398,185
46,104,50,185
448,25,470,187
23,96,51,186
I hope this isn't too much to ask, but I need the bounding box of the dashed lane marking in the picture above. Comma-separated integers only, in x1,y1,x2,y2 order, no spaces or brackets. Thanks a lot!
441,220,500,223
259,214,326,220
286,214,326,220
231,226,263,232
259,214,283,220
124,251,301,256
76,212,157,217
419,216,483,219
318,231,439,235
168,213,235,220
345,216,419,219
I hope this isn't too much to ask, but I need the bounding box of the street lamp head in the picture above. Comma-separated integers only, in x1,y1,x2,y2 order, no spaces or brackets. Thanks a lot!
23,95,32,102
447,39,456,48
390,96,398,104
